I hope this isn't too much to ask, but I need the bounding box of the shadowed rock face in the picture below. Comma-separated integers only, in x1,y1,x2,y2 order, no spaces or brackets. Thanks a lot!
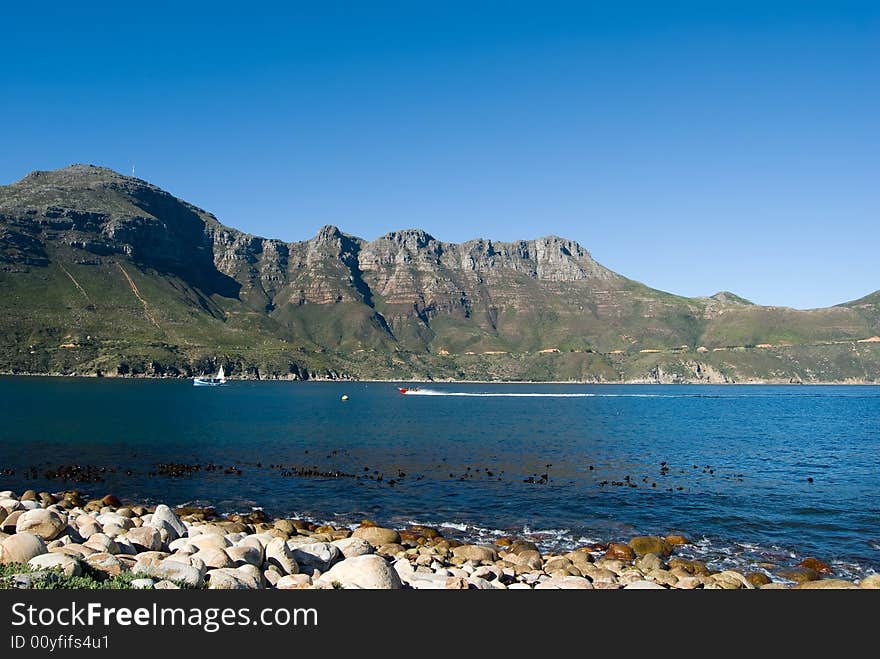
0,164,878,381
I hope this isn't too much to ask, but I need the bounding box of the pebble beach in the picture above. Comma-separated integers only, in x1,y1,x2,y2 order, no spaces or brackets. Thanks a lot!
1,489,877,590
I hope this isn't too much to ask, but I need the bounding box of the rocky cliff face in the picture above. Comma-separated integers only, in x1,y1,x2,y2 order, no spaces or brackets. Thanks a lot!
1,165,878,381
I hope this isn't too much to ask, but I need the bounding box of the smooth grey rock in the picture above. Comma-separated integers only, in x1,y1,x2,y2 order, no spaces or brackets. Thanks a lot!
331,536,374,558
291,542,342,573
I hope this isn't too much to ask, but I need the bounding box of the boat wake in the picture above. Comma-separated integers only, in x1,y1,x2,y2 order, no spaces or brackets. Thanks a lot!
403,389,598,397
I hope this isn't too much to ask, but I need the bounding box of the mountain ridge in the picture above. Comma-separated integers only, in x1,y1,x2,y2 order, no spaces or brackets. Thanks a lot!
1,164,878,382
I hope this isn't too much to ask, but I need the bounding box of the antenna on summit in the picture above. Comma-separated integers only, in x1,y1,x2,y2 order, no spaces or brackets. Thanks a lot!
131,164,136,177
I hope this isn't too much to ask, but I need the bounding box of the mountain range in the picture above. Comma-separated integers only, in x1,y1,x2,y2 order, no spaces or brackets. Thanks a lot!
1,164,878,382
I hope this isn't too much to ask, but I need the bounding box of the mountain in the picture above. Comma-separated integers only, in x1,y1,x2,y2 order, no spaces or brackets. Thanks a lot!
1,164,878,382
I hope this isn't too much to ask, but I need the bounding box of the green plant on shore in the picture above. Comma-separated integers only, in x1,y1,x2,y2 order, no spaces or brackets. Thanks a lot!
0,562,194,590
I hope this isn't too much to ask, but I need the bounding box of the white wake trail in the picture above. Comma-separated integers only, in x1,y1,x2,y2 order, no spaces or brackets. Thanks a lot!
404,389,596,397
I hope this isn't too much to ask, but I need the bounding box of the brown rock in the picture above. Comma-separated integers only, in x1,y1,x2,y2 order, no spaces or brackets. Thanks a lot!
667,557,710,576
797,557,832,574
664,534,691,546
746,572,771,587
509,540,539,555
451,544,499,564
445,576,469,589
273,519,297,536
375,542,404,557
101,495,122,508
351,526,401,547
409,525,441,539
544,557,573,573
604,542,635,561
776,567,819,584
629,536,672,557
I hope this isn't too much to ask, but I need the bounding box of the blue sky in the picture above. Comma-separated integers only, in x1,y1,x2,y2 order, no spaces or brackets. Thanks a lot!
1,1,877,309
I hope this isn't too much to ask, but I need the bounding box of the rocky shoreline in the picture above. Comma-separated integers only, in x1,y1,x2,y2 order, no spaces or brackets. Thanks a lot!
1,489,877,590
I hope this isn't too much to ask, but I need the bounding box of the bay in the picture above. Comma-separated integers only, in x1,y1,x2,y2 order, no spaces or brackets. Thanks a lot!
1,377,878,578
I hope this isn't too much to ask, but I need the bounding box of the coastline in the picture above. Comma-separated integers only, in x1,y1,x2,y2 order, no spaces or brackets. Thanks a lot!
0,371,877,385
2,489,876,590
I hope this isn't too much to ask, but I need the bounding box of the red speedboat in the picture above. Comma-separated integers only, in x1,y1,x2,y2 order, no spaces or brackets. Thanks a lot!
398,387,420,394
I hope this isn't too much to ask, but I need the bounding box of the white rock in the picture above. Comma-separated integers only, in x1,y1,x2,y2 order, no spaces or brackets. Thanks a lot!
167,538,191,552
78,522,102,538
84,533,118,554
101,524,127,539
153,580,180,589
291,542,342,573
188,534,230,551
226,545,263,567
265,538,299,575
146,505,186,540
331,537,374,558
207,567,262,590
133,559,204,588
96,513,133,530
19,500,40,510
192,547,234,569
130,578,155,589
28,553,82,577
466,576,495,590
393,558,415,581
316,555,402,590
534,576,593,589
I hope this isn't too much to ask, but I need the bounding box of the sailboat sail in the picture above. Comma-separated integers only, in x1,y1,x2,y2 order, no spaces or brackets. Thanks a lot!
194,364,227,386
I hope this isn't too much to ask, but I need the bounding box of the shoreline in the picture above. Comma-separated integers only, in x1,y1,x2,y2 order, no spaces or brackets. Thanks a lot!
0,371,877,385
1,489,876,590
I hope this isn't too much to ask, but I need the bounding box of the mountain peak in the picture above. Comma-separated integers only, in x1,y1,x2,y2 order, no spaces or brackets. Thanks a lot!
708,291,754,306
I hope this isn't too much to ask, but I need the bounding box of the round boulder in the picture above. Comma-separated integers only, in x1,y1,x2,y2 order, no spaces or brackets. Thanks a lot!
317,555,403,589
451,544,498,564
351,526,401,547
629,536,672,557
604,542,635,561
1,532,48,564
15,509,67,541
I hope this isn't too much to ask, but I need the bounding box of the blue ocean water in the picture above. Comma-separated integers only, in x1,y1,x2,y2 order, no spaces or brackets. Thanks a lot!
1,377,878,578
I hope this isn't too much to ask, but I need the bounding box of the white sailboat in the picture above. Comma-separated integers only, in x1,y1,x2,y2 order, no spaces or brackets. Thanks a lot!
194,365,226,387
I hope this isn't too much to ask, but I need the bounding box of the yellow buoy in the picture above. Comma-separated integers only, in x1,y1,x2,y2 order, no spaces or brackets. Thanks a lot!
341,394,349,401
